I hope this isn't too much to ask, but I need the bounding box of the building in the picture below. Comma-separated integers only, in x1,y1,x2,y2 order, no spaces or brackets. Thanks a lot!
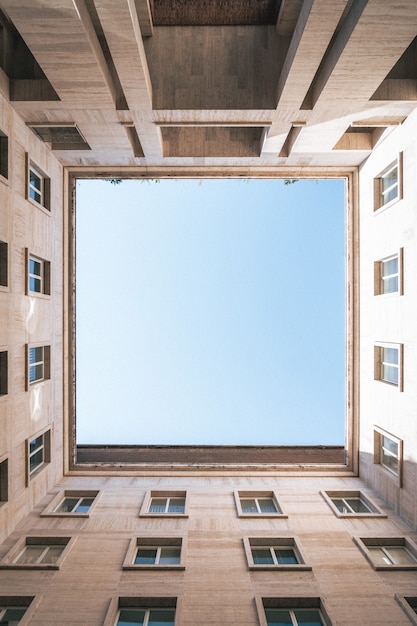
0,0,417,623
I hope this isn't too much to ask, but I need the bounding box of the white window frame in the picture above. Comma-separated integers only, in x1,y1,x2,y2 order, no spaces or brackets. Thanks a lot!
0,536,72,570
116,607,176,626
256,597,331,626
321,490,386,518
374,427,403,486
102,597,179,626
28,164,44,206
374,342,403,390
26,250,51,296
122,537,185,570
234,491,287,518
14,544,65,566
26,344,51,388
26,155,50,212
374,249,403,296
140,491,188,517
244,537,311,571
0,596,38,626
395,595,417,626
374,154,403,211
26,429,51,484
354,537,417,571
41,490,100,517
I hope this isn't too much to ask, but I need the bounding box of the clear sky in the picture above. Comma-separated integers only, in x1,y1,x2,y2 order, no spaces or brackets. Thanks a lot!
76,178,345,446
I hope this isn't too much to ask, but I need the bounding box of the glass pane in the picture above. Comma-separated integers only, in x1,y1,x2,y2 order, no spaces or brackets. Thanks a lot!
30,259,41,276
1,607,27,624
382,276,398,293
30,448,44,472
345,498,372,514
117,609,146,625
29,188,41,203
56,497,79,513
15,545,45,564
382,436,398,456
381,167,397,192
252,548,274,565
384,185,398,204
293,609,324,625
332,498,349,513
159,547,181,564
135,548,157,564
149,498,167,513
382,364,398,384
30,170,41,191
29,276,41,292
148,609,176,625
275,548,298,564
265,609,292,626
42,545,64,564
30,363,44,383
382,257,398,277
29,436,43,453
258,498,277,513
386,546,416,565
381,450,398,475
76,497,94,513
368,546,392,566
29,347,43,364
383,347,398,365
241,498,258,513
167,498,185,513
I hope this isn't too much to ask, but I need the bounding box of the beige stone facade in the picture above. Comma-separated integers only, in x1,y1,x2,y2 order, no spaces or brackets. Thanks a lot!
0,1,417,624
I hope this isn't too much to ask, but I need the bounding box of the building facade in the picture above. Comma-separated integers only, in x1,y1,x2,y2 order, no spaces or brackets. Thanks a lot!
0,0,417,624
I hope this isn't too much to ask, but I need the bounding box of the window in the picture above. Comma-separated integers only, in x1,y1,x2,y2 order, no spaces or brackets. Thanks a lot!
26,429,51,482
0,597,35,625
0,458,7,504
374,428,402,484
140,491,188,517
26,250,51,295
26,157,50,211
374,155,402,210
123,537,185,570
244,538,310,570
395,596,417,626
26,344,51,387
355,537,417,570
257,598,330,626
41,490,100,516
0,537,72,569
374,250,403,295
235,491,286,517
0,241,7,287
321,491,385,517
374,343,403,389
0,350,7,395
0,130,8,179
103,597,178,626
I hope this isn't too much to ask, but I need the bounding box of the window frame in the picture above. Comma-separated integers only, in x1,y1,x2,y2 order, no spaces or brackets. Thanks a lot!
0,240,7,289
26,344,51,389
102,596,179,626
374,249,403,296
374,342,403,391
395,595,417,626
0,456,8,505
373,427,403,486
354,537,417,571
243,537,311,571
0,536,73,570
123,537,185,570
25,155,50,212
374,154,403,211
234,490,287,518
41,490,100,517
139,491,189,517
25,249,51,296
0,596,38,626
0,349,7,396
25,428,51,484
255,596,331,626
320,490,386,518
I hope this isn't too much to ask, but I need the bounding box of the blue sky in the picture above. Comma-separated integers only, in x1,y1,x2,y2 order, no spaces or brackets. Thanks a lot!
76,178,345,445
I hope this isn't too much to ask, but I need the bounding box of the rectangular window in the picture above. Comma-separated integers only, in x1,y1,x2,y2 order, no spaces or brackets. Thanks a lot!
26,429,51,481
0,351,7,395
27,345,51,386
26,250,51,295
0,458,8,504
374,343,403,390
0,537,71,570
0,130,8,179
395,596,417,626
140,491,188,517
26,157,50,211
373,428,403,485
355,537,417,570
41,489,100,516
116,608,176,626
103,597,178,626
123,538,184,570
374,250,403,295
257,598,330,626
0,241,7,287
321,491,385,518
235,491,287,518
244,537,310,570
374,155,402,210
0,597,35,625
